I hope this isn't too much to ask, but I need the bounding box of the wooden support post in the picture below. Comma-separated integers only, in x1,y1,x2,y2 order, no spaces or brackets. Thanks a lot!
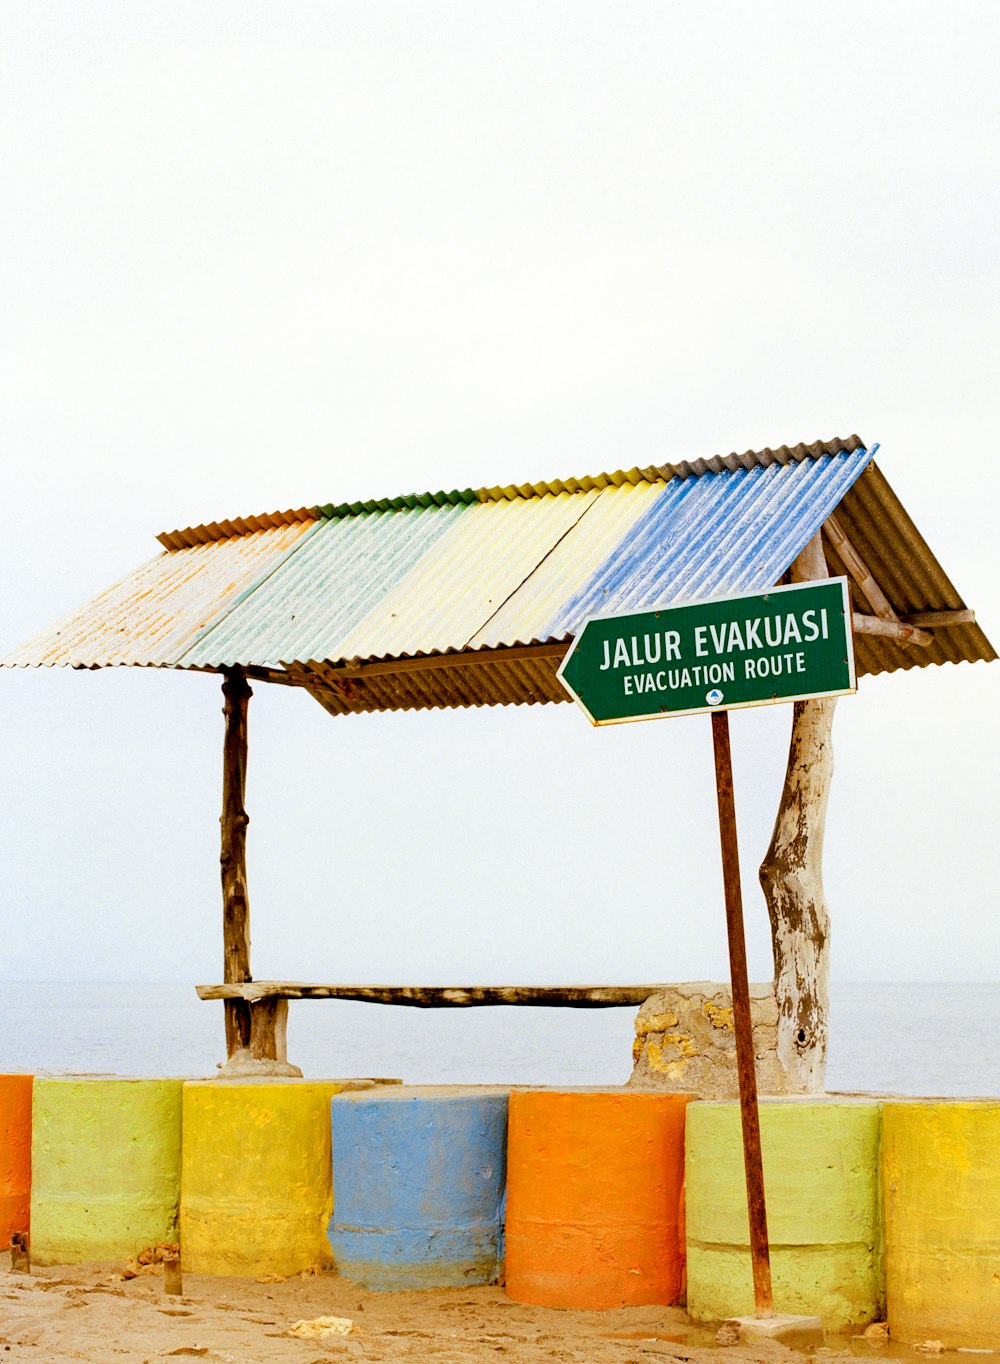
759,531,834,1092
711,709,773,1319
220,667,253,1059
247,997,291,1064
761,698,834,1092
162,1249,182,1296
10,1232,30,1273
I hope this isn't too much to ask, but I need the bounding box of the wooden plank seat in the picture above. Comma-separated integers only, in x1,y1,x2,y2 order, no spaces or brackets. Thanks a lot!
196,982,663,1073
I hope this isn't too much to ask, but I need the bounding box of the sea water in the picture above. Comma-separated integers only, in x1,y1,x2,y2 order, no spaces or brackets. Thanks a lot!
0,981,996,1096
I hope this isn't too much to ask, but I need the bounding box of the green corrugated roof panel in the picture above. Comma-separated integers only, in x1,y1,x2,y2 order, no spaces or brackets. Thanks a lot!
177,501,469,669
315,488,480,519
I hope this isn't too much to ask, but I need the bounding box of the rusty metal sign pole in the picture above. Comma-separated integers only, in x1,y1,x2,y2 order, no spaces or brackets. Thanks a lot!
711,709,774,1319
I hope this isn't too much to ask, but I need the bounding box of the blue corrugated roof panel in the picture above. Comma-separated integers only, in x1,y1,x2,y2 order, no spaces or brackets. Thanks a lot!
532,446,873,642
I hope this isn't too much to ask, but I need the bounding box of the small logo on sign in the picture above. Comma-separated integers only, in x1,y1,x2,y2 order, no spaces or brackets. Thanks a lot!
706,689,724,706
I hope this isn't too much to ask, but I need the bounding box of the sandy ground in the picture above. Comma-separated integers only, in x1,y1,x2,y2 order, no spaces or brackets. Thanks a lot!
0,1260,884,1364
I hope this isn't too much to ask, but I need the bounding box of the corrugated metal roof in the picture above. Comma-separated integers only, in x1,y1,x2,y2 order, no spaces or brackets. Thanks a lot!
155,435,867,550
156,507,317,552
468,449,871,650
468,480,664,649
537,449,872,643
824,462,994,677
2,520,318,668
330,489,599,663
2,437,994,710
180,501,466,670
176,446,871,670
288,648,570,717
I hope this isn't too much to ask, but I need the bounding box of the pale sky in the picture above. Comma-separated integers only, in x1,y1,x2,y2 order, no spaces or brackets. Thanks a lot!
1,1,997,988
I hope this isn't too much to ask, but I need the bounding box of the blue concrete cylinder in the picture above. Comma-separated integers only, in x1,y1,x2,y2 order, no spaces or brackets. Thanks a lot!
329,1085,509,1290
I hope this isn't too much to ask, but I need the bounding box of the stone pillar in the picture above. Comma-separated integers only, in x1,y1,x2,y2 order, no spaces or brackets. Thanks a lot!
628,981,795,1098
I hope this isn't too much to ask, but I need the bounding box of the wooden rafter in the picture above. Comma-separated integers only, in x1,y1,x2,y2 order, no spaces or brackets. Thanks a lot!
903,609,976,628
823,513,898,620
822,513,942,650
852,613,932,647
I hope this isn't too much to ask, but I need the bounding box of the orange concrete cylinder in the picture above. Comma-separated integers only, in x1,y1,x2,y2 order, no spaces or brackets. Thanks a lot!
505,1089,691,1308
0,1075,32,1247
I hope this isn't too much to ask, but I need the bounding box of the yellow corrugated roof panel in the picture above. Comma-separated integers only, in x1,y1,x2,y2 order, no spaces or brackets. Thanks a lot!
467,481,664,649
3,521,317,668
331,489,600,663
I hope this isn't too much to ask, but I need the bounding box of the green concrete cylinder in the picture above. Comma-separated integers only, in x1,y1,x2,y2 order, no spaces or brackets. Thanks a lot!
883,1101,1000,1349
685,1099,882,1328
31,1078,183,1265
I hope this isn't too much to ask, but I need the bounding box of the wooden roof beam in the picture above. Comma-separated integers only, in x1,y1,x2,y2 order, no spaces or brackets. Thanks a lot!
823,513,898,621
852,613,932,647
903,609,976,628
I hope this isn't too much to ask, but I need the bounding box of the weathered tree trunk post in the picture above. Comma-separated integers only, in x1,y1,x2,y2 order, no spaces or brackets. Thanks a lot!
759,531,835,1092
221,667,253,1058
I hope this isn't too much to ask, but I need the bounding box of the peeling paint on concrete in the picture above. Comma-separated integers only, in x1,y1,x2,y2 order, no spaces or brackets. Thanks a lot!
629,982,792,1098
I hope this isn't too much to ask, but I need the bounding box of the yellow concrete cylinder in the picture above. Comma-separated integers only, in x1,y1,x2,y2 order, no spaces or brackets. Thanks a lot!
685,1099,882,1328
181,1079,343,1277
31,1077,183,1265
883,1101,1000,1349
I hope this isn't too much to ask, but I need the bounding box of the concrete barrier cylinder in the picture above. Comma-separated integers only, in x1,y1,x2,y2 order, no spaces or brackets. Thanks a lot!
329,1086,508,1290
181,1079,343,1277
685,1099,882,1328
31,1077,183,1264
505,1089,691,1309
0,1075,32,1248
883,1101,1000,1349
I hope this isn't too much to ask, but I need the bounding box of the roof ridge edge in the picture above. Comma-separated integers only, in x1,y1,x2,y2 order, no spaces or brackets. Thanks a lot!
156,435,865,550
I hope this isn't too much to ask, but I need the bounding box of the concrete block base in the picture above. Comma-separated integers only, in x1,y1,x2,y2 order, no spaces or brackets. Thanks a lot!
728,1314,823,1348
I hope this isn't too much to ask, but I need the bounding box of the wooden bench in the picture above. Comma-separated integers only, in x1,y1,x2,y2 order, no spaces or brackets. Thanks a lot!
197,982,663,1075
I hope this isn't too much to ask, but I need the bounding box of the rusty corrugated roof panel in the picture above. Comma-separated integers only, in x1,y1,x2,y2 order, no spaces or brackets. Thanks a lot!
824,462,996,677
1,521,318,668
156,507,317,552
288,649,570,716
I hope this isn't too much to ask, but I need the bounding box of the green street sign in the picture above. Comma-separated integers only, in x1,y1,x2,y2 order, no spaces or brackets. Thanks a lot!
557,578,856,725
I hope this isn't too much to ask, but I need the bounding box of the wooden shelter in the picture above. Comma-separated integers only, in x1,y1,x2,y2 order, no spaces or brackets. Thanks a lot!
2,436,993,1086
